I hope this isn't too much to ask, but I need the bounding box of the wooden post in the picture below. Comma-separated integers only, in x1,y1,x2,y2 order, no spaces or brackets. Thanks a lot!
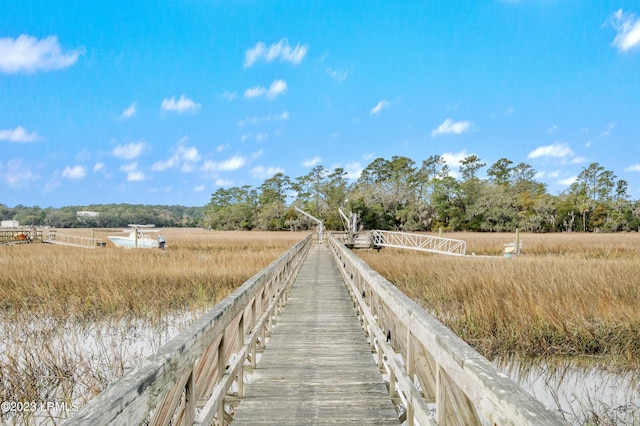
515,227,520,255
184,369,195,425
217,337,225,425
406,331,415,426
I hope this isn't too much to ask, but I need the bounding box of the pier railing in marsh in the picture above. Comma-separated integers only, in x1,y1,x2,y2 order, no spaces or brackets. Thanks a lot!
65,234,312,426
328,234,563,425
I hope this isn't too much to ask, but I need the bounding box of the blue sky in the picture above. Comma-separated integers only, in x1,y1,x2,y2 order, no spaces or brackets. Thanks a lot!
1,1,639,208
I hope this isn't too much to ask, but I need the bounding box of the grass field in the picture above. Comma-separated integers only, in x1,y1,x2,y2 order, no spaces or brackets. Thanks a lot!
358,232,640,369
0,229,308,419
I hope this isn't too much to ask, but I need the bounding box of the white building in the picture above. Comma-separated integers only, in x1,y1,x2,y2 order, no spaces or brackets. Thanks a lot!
77,211,100,217
1,220,19,228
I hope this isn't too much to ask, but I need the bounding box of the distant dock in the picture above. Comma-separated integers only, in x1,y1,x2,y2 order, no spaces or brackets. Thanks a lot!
0,228,104,249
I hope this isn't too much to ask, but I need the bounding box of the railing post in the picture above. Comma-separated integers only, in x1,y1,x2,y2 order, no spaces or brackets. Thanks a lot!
184,368,195,425
237,315,245,398
217,337,225,425
406,330,415,426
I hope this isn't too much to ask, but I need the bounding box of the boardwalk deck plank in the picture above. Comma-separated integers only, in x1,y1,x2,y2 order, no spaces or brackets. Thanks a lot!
232,244,399,425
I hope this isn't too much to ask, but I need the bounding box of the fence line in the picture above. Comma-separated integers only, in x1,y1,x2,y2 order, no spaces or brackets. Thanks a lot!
328,235,563,425
64,234,313,426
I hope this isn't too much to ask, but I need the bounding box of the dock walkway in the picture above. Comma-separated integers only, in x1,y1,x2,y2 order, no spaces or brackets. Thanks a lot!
232,244,399,425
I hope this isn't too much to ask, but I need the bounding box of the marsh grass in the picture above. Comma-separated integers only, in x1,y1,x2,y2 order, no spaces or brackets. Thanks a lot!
359,232,640,367
0,229,307,423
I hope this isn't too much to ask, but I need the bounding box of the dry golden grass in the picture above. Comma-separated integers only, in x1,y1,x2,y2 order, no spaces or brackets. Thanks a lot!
0,229,307,416
358,232,640,369
0,229,308,321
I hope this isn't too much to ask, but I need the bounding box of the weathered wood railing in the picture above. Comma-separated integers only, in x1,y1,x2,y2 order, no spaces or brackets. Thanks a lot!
65,234,313,426
328,235,564,425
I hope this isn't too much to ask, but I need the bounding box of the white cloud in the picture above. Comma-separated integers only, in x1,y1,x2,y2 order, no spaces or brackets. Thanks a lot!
222,91,237,101
0,159,39,187
244,86,266,98
113,141,146,159
161,95,201,114
202,155,247,172
441,150,470,178
120,102,136,120
546,124,558,134
624,164,640,172
244,80,288,100
609,10,640,52
152,139,201,172
370,100,389,115
215,178,233,186
238,110,289,127
343,162,363,180
302,156,322,167
570,156,588,164
250,165,285,179
93,162,105,172
127,171,146,181
244,39,308,67
527,142,574,159
0,34,84,73
327,67,348,82
0,126,40,142
431,118,473,136
62,165,87,180
120,162,138,172
599,122,616,137
194,185,205,192
558,176,577,186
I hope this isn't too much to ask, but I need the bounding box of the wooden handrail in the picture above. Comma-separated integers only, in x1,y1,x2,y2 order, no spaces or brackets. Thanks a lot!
64,234,312,426
328,235,564,425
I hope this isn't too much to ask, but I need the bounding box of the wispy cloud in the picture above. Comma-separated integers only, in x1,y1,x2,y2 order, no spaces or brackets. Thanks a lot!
152,138,201,172
244,39,308,67
250,165,285,179
238,110,289,127
609,10,640,52
302,156,322,167
0,34,84,73
119,102,136,120
62,165,87,180
0,126,40,142
370,100,389,115
625,164,640,172
113,141,146,160
161,95,201,114
1,159,39,187
202,155,247,172
327,67,349,82
244,80,288,100
431,118,472,137
126,171,146,182
527,142,574,159
222,91,237,101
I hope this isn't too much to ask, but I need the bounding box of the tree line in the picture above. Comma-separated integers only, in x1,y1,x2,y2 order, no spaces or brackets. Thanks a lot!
205,155,640,233
0,204,205,228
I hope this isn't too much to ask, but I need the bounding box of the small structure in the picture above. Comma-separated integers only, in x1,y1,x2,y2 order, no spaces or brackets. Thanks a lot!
1,220,19,228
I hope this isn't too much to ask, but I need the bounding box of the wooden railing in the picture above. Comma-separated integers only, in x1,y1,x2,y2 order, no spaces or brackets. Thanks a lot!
65,234,313,426
328,235,564,425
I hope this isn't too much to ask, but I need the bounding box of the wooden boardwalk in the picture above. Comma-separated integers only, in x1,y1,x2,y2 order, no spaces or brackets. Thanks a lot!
232,244,399,425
